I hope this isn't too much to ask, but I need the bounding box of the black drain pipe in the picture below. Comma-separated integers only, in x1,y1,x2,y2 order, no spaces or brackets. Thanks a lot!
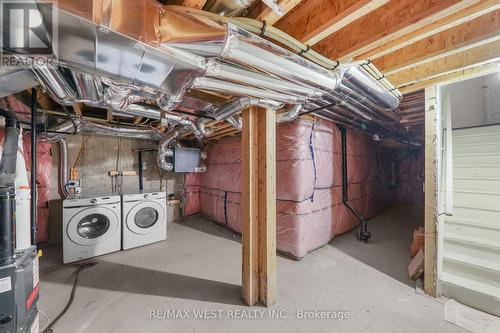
0,109,20,264
338,125,372,243
31,88,37,246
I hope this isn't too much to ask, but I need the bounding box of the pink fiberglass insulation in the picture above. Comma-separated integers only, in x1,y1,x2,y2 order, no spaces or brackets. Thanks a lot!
185,118,394,258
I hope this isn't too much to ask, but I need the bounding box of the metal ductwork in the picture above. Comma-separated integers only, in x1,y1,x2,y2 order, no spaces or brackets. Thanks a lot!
157,128,187,171
212,97,283,121
7,1,407,161
226,115,242,130
0,69,38,99
39,118,164,141
277,104,304,123
203,0,255,17
160,7,401,134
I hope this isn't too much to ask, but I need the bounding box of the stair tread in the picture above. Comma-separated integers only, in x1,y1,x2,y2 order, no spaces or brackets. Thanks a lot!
443,251,500,273
445,216,500,230
441,272,500,298
452,189,500,196
444,232,500,250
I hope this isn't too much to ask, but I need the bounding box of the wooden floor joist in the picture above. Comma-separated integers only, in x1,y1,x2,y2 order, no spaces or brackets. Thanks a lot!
312,0,467,60
399,60,500,94
389,39,500,87
373,9,500,75
248,0,303,25
273,0,387,45
357,0,500,60
242,106,276,307
167,0,207,9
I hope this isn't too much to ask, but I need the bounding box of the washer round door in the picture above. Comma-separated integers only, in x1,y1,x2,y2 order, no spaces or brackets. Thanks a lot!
67,206,119,246
126,201,165,235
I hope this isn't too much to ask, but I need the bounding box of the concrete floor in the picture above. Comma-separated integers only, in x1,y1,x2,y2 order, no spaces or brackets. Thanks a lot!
39,204,465,333
332,203,424,287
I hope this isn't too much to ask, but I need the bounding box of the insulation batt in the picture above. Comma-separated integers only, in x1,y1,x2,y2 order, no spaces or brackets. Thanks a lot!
186,119,422,258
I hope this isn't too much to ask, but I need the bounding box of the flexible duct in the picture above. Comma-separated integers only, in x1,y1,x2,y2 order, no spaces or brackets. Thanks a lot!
157,128,187,171
39,118,81,142
226,115,242,130
277,104,303,123
212,97,283,121
32,65,77,105
26,2,404,142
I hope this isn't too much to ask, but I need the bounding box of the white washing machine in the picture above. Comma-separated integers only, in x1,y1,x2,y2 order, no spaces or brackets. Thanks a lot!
63,195,121,264
121,191,167,250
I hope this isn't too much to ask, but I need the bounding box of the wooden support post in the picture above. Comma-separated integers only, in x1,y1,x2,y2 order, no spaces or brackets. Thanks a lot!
258,107,276,306
424,86,438,297
242,107,277,307
242,106,259,306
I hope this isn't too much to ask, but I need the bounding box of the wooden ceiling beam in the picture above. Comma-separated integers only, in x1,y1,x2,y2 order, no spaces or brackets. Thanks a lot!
399,61,500,94
273,0,387,45
166,0,207,9
312,0,477,61
357,0,500,60
373,10,500,75
247,0,303,25
388,39,500,87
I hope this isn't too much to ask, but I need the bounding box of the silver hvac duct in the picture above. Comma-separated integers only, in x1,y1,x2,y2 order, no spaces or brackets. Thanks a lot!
71,71,103,103
0,69,38,98
157,128,186,171
40,118,164,141
277,104,304,123
81,121,165,141
192,77,298,105
205,59,323,100
341,65,400,112
32,66,77,105
226,115,242,130
160,12,343,93
212,97,283,121
38,118,81,142
120,104,192,126
31,1,205,111
24,2,402,143
161,8,400,125
203,0,255,17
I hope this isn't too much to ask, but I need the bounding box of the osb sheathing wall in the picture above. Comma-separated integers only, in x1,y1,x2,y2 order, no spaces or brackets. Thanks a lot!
47,135,183,245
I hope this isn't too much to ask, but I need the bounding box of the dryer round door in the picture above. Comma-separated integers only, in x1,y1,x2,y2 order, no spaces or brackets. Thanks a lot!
67,207,119,246
126,201,165,235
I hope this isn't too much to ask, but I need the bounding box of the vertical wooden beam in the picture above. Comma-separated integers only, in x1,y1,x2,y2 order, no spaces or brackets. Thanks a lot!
242,107,277,307
242,107,260,306
424,86,438,297
73,103,83,117
258,108,276,306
